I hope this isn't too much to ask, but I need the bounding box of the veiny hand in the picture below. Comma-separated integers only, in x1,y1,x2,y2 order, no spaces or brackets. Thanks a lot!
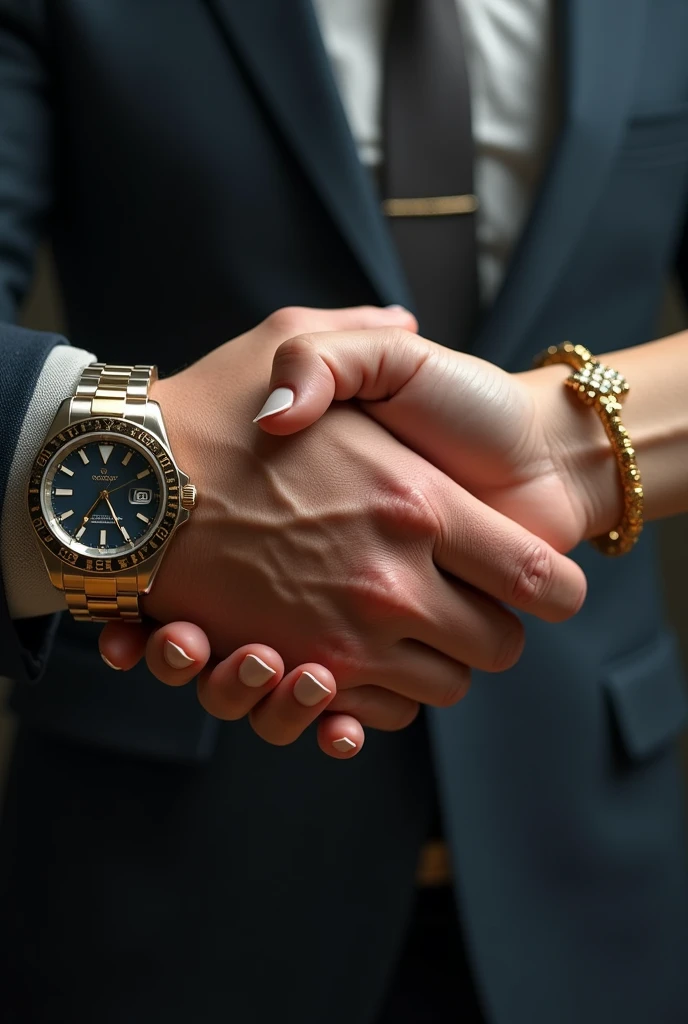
101,306,585,746
103,306,423,745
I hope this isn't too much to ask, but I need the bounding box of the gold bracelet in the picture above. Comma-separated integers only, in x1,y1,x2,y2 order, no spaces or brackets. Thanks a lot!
534,342,643,557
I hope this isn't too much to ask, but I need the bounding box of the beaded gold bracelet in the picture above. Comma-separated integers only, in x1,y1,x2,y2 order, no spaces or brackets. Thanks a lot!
534,342,643,557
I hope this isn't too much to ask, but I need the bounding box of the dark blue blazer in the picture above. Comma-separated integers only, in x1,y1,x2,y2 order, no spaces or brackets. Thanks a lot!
1,2,688,1021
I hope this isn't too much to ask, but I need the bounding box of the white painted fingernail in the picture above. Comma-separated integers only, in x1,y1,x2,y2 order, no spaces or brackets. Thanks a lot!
239,654,277,688
101,653,122,671
293,671,332,707
253,387,295,423
332,736,357,753
163,640,196,670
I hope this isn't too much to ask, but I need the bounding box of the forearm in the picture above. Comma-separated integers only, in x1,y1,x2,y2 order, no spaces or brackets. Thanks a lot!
525,331,688,541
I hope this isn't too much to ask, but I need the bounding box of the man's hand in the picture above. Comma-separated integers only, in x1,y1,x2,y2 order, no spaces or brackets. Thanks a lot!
102,307,586,746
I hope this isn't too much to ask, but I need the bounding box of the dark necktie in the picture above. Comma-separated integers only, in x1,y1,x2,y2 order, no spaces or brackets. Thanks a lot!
383,0,479,350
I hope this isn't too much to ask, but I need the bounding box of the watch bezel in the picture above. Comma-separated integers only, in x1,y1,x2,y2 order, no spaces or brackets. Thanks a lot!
28,416,182,573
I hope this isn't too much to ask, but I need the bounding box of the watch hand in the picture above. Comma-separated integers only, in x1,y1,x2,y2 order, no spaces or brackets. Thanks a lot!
105,475,142,499
103,494,129,542
77,491,106,530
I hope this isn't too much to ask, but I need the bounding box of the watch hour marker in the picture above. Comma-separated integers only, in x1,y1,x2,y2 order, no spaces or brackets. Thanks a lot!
121,525,131,542
75,525,86,540
136,468,151,479
121,450,133,466
59,509,74,522
55,488,73,496
136,512,151,524
99,529,107,547
78,449,90,465
59,465,74,477
99,444,114,465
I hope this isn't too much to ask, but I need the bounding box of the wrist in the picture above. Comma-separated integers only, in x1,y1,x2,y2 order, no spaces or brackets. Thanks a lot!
144,372,208,618
149,351,262,490
142,343,271,624
519,363,624,545
149,373,196,475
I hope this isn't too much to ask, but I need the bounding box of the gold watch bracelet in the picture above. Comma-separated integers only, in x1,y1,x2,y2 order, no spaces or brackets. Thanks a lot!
62,364,157,622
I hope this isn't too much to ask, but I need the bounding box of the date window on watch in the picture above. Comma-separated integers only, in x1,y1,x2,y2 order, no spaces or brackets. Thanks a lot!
129,487,153,505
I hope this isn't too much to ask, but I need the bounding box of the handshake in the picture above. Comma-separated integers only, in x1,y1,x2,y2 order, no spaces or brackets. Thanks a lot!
99,305,603,758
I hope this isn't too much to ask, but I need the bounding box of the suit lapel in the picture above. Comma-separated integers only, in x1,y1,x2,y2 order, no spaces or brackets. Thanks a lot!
202,0,649,355
475,0,650,367
202,0,411,307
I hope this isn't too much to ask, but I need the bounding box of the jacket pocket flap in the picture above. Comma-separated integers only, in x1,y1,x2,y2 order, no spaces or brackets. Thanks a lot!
602,632,688,761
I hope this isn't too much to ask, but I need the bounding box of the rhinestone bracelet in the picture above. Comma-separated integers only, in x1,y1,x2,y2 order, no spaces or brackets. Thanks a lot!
534,342,643,556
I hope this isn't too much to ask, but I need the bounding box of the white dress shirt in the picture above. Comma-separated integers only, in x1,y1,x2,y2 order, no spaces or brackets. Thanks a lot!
2,0,555,618
312,0,556,302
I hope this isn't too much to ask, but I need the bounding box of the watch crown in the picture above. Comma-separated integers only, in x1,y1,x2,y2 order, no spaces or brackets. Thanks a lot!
181,483,197,510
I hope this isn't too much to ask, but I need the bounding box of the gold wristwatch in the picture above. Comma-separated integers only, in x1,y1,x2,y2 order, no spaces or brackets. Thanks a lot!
28,363,196,622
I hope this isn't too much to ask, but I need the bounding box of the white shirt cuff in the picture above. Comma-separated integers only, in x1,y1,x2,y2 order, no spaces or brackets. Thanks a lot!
2,345,96,618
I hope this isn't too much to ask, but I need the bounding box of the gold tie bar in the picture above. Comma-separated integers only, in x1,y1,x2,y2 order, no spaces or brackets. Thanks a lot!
382,193,479,217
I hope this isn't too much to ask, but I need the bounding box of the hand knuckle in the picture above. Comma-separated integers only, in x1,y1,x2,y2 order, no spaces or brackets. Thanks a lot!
374,479,439,539
355,564,410,621
509,543,554,608
265,306,308,334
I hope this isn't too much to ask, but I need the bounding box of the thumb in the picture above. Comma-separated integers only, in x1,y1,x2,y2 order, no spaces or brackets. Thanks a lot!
252,326,430,435
251,333,338,434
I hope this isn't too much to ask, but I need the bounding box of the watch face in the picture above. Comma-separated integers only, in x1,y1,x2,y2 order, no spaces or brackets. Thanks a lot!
29,418,182,573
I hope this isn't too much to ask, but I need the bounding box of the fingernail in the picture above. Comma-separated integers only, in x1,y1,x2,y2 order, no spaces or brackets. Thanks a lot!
332,736,357,753
385,304,410,313
163,640,196,670
239,654,277,688
293,671,332,707
101,652,122,671
253,387,295,423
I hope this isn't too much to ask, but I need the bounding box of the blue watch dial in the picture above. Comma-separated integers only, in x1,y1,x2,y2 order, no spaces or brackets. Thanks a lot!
43,436,163,556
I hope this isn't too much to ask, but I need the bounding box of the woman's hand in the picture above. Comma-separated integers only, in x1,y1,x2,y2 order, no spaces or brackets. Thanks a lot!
98,620,395,759
252,327,591,553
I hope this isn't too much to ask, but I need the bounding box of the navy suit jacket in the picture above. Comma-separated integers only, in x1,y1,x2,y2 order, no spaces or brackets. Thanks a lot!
1,2,688,1022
